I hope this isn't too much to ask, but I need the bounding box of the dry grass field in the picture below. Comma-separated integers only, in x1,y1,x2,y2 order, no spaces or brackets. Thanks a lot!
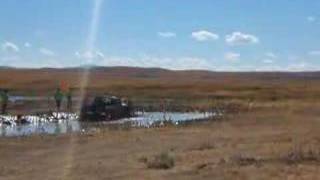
1,104,320,180
0,67,319,101
1,67,320,179
1,67,320,111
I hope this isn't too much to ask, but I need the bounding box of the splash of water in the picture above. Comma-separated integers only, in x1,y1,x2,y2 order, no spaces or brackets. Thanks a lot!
77,0,104,111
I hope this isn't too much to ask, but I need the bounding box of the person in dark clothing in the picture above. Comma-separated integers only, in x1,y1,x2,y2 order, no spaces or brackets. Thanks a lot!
66,88,73,111
0,89,9,115
54,88,63,111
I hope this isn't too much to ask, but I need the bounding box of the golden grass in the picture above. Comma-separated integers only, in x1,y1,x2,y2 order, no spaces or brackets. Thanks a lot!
2,68,320,114
1,68,320,179
1,68,319,101
1,101,320,179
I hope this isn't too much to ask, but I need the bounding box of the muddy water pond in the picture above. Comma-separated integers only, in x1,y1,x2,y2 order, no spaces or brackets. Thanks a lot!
0,111,220,137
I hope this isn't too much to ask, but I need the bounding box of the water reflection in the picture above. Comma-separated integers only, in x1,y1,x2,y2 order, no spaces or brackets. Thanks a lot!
0,111,220,137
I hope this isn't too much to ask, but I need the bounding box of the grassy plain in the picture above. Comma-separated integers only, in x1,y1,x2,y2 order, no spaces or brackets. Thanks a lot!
1,67,319,111
1,67,320,179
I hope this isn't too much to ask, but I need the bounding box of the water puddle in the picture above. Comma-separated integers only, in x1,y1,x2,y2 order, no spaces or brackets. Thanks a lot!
0,111,221,137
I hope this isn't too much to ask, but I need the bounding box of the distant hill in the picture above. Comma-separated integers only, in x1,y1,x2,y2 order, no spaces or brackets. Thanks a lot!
1,66,320,81
0,66,320,99
0,66,15,70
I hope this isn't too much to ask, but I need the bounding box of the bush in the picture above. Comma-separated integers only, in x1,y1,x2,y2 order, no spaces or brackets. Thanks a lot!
197,141,215,151
282,146,320,164
230,153,261,166
146,152,175,169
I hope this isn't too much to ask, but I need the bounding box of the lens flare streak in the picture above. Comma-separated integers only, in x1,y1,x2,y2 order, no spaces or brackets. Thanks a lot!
78,0,104,111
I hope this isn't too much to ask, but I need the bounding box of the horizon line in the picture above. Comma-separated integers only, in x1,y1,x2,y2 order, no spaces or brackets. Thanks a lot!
1,65,320,73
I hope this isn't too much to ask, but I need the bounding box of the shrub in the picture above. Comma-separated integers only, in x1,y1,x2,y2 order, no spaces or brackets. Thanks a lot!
230,153,261,166
282,146,320,164
146,152,175,169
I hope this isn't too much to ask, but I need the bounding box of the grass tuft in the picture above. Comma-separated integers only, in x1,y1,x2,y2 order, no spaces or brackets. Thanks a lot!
281,145,320,164
146,152,175,170
230,153,262,166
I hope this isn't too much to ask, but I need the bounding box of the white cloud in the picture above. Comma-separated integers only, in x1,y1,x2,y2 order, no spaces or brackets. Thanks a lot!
1,42,20,53
98,55,214,70
308,50,320,56
96,51,105,59
0,55,21,64
288,55,301,61
158,32,176,38
191,30,219,42
262,59,274,64
307,16,316,22
224,52,240,62
39,48,56,56
226,32,259,45
2,53,320,71
286,62,308,71
265,52,277,59
24,42,31,48
262,52,277,64
75,50,105,61
254,65,282,72
0,56,62,68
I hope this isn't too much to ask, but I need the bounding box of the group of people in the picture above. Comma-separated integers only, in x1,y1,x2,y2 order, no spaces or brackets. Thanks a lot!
0,88,73,115
54,88,73,112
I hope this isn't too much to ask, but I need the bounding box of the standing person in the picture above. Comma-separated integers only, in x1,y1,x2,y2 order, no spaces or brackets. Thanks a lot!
0,89,9,115
66,88,73,112
54,88,63,112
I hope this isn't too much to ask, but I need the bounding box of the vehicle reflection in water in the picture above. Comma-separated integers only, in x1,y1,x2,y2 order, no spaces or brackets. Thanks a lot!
0,111,221,137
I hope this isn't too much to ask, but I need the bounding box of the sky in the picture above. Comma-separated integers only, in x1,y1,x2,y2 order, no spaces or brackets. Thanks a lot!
0,0,319,71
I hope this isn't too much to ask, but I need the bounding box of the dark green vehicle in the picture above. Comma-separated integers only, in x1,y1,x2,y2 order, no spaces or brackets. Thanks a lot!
80,96,132,121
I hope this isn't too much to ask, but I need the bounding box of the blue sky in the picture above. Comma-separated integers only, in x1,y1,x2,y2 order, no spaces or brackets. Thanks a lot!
0,0,319,71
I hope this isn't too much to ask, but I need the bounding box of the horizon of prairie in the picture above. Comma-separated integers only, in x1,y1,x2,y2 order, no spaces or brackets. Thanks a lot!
0,66,318,100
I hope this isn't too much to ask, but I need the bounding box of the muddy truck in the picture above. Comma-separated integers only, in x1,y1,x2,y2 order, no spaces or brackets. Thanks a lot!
80,96,132,121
